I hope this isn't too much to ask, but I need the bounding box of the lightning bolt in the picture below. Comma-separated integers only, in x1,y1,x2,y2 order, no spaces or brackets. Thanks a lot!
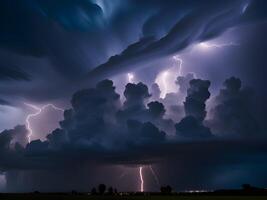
24,103,64,143
149,165,160,187
138,166,160,192
139,166,144,192
173,41,238,77
155,56,183,98
173,55,183,76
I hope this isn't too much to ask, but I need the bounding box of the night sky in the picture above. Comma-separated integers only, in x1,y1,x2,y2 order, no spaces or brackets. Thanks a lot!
0,0,267,192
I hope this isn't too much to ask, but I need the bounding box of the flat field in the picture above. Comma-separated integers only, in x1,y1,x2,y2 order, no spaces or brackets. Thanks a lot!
0,194,266,200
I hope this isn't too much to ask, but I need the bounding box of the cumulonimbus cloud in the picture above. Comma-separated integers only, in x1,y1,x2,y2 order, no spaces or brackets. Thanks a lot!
86,0,266,83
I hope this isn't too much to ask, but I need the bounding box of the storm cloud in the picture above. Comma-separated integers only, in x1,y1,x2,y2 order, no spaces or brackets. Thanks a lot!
0,0,266,193
208,77,260,137
0,77,266,191
86,0,267,82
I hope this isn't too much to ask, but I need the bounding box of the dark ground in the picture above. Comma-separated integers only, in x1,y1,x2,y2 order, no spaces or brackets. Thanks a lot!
0,194,266,200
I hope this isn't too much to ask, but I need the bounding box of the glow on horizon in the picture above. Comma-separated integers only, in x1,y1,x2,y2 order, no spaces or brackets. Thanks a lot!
24,103,64,143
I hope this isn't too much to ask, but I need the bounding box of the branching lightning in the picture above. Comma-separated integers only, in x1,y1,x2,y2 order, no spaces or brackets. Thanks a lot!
155,41,237,98
137,165,160,192
24,103,64,143
149,165,160,186
139,166,144,192
155,56,183,98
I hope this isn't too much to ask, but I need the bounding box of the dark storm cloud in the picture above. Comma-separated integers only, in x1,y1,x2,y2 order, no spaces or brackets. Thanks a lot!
0,99,11,106
0,125,29,171
0,79,263,168
184,79,211,122
176,73,195,94
61,79,121,142
0,0,147,102
116,82,151,124
86,0,265,82
0,0,105,55
0,125,28,148
0,81,167,170
147,101,165,119
0,78,267,191
1,127,267,169
208,77,260,137
0,66,31,81
175,79,212,138
0,0,264,104
0,129,12,150
3,136,267,191
123,82,150,109
0,0,267,192
32,0,104,31
0,80,163,170
0,0,61,57
146,101,175,135
175,116,212,139
0,0,116,101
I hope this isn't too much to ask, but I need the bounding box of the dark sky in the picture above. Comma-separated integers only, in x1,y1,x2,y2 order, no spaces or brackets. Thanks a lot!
0,0,267,192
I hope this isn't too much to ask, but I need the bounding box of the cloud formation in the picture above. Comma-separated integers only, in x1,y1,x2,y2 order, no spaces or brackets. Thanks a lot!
0,66,31,81
86,0,267,82
175,79,212,139
0,77,265,169
208,77,259,137
0,0,267,192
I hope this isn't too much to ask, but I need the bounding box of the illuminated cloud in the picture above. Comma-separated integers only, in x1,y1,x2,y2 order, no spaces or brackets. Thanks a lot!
0,0,267,192
127,73,135,83
195,41,239,51
154,56,183,98
24,103,64,143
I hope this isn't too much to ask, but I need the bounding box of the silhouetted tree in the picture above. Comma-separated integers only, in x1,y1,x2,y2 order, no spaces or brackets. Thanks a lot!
160,186,166,194
108,187,114,195
114,188,118,194
91,187,97,195
242,184,252,190
71,190,78,195
242,184,258,191
98,184,106,195
160,185,172,194
166,185,172,193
